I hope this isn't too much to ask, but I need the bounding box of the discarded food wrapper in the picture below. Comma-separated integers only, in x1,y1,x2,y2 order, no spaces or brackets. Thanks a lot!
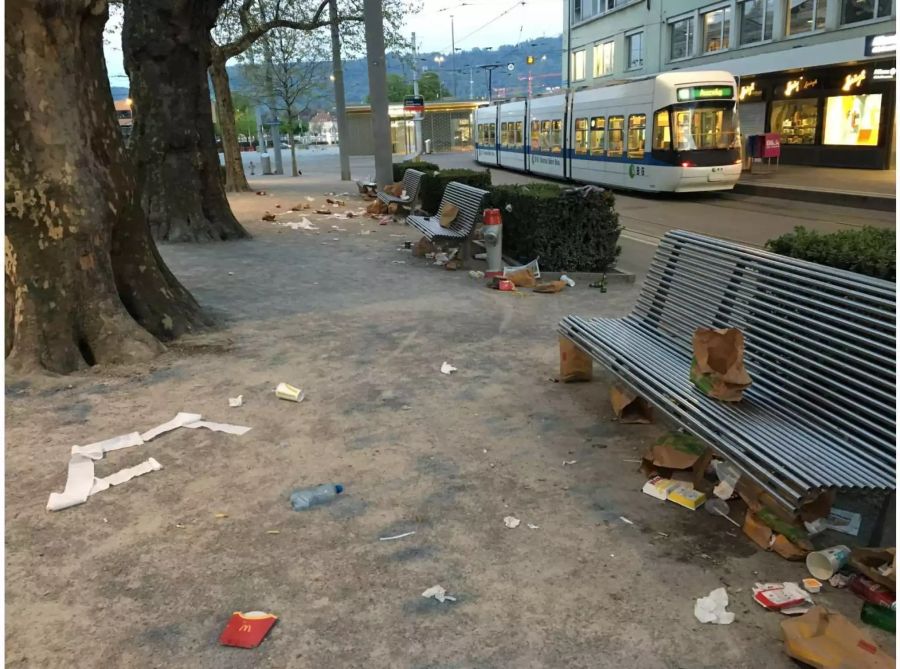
433,252,450,265
559,336,592,383
754,582,814,615
642,476,680,501
503,516,521,529
503,259,541,280
228,395,243,408
850,547,896,592
559,274,576,287
694,587,735,624
802,578,823,594
609,385,653,424
440,362,457,375
468,270,485,279
807,545,852,580
422,585,456,603
275,383,305,403
489,277,516,291
829,573,853,589
781,607,894,669
219,611,278,649
668,486,706,511
505,267,536,288
527,523,540,529
533,280,566,293
713,460,741,500
743,510,810,561
690,327,753,402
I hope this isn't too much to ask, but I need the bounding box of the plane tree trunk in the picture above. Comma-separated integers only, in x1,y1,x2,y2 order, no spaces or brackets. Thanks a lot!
5,0,208,374
210,48,251,193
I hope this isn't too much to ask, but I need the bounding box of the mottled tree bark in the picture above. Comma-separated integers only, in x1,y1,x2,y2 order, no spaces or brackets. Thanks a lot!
5,0,208,374
210,48,251,193
124,0,249,242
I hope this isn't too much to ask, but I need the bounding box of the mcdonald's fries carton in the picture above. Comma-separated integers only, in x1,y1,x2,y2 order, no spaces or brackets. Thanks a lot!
219,611,277,648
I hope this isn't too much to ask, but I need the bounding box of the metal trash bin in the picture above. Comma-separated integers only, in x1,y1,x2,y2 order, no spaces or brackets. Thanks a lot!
260,154,272,175
425,139,432,154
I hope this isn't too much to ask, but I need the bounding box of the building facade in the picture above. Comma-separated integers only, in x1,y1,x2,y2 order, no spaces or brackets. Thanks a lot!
344,101,478,156
563,0,896,168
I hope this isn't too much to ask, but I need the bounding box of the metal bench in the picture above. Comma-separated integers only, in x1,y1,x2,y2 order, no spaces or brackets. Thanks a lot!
559,230,896,516
407,181,489,262
377,168,425,211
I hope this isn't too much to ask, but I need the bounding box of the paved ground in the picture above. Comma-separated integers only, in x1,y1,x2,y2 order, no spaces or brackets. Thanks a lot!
739,163,896,196
5,160,893,667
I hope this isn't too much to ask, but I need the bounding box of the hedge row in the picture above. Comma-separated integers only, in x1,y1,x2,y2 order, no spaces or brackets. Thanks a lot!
765,226,895,281
419,169,492,213
486,184,622,272
392,160,440,182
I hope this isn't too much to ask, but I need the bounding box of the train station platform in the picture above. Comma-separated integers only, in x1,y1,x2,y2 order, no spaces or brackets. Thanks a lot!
735,165,896,211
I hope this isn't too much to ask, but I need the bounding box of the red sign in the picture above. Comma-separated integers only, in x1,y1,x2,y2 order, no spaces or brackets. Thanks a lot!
762,133,781,158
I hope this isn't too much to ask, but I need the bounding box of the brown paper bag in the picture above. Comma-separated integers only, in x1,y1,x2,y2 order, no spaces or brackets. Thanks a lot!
533,281,566,293
850,548,896,592
559,336,592,383
387,203,399,214
439,203,459,228
506,268,536,287
743,511,809,561
389,183,404,196
781,607,894,669
690,328,753,402
412,237,435,257
366,200,386,214
609,385,653,424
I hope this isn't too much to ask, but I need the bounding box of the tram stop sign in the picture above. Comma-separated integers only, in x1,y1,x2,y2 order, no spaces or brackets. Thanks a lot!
403,95,425,113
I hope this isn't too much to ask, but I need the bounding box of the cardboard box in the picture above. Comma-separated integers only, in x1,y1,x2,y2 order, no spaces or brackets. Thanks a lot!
781,607,893,669
668,486,706,511
642,476,680,501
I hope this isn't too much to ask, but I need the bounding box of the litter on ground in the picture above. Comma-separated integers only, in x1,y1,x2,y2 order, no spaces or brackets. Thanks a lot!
694,587,735,624
440,362,457,375
504,516,521,529
422,585,456,603
379,531,416,541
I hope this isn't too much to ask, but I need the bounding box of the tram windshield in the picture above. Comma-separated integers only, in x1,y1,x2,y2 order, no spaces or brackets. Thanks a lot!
667,102,740,151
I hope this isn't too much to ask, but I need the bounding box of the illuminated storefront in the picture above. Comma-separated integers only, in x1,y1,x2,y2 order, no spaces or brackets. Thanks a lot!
737,59,896,169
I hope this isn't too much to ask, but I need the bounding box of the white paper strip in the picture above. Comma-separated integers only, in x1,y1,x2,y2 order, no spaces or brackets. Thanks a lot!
71,432,144,459
89,458,162,496
140,412,202,441
182,420,252,436
47,454,96,511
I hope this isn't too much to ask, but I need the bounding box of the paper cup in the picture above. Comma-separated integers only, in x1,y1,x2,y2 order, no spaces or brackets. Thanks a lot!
275,383,304,403
806,545,851,580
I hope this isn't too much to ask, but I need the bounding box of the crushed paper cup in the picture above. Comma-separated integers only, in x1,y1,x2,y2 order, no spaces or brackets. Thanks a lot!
275,383,305,402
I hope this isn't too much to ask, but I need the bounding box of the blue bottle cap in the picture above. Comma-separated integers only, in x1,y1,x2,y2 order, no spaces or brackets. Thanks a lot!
335,484,344,494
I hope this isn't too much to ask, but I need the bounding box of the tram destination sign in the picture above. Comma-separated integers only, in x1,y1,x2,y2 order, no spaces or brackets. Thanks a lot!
676,85,734,101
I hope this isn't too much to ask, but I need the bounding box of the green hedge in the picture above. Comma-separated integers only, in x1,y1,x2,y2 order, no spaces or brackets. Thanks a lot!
392,160,440,182
765,226,895,281
486,184,622,272
419,168,492,214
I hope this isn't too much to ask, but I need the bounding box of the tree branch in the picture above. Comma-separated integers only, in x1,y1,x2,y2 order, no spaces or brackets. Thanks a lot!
220,13,362,59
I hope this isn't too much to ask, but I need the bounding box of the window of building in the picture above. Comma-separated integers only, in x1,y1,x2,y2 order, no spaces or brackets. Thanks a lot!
590,116,606,154
572,49,586,81
608,116,625,156
531,120,540,150
627,114,646,157
573,0,583,22
824,94,882,145
550,119,563,152
703,6,732,52
770,99,818,144
626,32,644,69
740,0,775,43
842,0,893,24
653,110,671,150
574,118,589,153
670,17,695,60
786,0,827,35
593,41,615,77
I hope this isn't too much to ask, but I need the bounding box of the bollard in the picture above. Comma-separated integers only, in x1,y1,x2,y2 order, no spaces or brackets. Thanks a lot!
483,208,503,278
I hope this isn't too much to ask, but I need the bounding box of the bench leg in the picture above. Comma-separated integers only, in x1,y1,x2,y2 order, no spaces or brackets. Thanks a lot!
559,336,593,383
460,237,472,268
869,490,894,547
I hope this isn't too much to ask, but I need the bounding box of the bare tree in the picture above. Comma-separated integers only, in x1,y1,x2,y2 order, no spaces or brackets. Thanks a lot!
243,28,328,176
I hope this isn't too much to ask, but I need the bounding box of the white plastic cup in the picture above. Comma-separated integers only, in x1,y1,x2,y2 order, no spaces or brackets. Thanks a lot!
806,545,852,580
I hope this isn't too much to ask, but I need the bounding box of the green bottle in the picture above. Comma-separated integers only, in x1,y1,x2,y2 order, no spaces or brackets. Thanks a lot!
599,273,607,293
861,601,896,633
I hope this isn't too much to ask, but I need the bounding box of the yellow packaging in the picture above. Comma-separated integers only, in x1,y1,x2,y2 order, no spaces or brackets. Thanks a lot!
668,486,707,511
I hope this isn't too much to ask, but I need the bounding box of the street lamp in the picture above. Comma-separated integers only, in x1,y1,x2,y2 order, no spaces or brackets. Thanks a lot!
434,55,446,100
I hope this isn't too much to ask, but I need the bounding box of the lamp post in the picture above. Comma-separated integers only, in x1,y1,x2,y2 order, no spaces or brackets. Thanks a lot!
434,54,445,100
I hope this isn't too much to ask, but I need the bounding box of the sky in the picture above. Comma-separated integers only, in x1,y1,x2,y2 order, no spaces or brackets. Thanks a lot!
102,0,562,85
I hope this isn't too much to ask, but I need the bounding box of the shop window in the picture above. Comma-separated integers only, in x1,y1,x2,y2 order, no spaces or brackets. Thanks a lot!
771,99,818,144
572,50,586,82
740,0,775,44
703,7,732,53
824,94,882,146
593,41,615,77
574,118,589,154
842,0,893,24
550,120,563,152
786,0,827,35
626,32,644,69
653,110,671,150
670,17,695,60
590,117,606,155
531,120,540,150
608,116,625,157
627,114,646,158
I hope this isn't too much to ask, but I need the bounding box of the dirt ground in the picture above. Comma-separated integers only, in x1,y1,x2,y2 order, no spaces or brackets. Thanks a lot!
6,163,894,667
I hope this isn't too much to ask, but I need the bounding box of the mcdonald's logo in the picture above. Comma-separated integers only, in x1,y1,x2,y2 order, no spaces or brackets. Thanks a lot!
238,624,253,633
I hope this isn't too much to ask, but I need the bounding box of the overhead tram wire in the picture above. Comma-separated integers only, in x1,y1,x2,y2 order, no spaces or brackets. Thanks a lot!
433,0,527,53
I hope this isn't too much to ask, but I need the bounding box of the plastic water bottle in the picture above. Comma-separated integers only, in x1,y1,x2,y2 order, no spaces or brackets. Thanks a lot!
289,484,344,511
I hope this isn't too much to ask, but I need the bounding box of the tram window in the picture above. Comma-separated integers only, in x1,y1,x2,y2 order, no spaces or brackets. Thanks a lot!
627,114,646,158
540,120,552,150
531,120,540,150
550,119,563,152
589,117,606,155
574,118,589,154
608,116,624,157
504,121,512,146
489,123,496,144
653,110,671,150
515,121,524,147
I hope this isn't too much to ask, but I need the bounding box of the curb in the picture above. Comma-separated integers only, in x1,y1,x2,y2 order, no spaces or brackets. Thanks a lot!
732,182,895,212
